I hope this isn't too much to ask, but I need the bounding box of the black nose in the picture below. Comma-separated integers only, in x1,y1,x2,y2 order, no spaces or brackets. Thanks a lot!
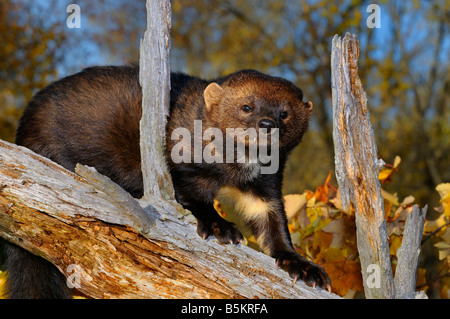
258,118,276,132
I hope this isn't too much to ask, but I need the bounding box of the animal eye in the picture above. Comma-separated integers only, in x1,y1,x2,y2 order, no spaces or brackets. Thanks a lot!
241,105,252,113
280,111,288,119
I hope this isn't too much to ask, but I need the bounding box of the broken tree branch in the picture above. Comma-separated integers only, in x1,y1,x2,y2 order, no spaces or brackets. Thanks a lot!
331,33,428,299
394,204,428,299
331,33,395,299
139,0,175,202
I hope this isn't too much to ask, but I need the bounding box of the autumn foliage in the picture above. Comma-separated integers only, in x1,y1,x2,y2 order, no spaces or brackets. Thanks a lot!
282,157,449,298
217,156,450,298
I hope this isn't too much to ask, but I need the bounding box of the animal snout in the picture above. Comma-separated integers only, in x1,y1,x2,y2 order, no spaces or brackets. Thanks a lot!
258,118,277,133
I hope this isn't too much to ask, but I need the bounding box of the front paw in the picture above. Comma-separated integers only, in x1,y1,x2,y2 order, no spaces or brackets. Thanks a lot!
197,218,244,245
274,251,331,292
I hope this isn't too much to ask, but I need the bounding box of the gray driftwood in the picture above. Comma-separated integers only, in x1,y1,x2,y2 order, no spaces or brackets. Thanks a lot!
0,139,338,299
394,204,428,299
139,0,175,202
331,33,427,299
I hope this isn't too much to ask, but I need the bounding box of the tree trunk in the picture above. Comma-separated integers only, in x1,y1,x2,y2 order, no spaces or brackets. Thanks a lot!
139,0,175,202
331,33,427,299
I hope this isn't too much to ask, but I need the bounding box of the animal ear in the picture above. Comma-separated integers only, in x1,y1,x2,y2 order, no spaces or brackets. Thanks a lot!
305,101,313,112
204,83,224,112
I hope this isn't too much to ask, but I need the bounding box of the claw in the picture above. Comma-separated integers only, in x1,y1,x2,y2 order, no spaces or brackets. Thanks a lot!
292,275,298,286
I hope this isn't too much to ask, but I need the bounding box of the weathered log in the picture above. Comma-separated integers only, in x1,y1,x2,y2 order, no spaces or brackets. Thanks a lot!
0,139,338,298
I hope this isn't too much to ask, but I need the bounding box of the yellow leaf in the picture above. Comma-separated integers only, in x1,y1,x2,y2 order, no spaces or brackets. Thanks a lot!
306,207,324,227
381,188,400,206
378,156,401,184
437,248,450,261
287,223,300,233
379,168,394,181
318,247,363,296
322,246,344,262
284,194,307,220
313,171,332,203
306,195,316,207
434,241,450,249
393,156,401,168
441,228,450,242
389,235,403,256
436,183,450,200
424,214,447,233
434,228,450,261
0,271,7,299
436,183,450,218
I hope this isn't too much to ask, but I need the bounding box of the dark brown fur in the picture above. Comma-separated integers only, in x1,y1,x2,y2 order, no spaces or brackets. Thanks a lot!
3,65,330,298
15,65,144,197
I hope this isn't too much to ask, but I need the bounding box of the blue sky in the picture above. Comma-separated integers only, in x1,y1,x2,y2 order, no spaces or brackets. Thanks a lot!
24,0,449,83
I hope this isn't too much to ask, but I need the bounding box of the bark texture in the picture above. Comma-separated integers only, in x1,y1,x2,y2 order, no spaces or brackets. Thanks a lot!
0,139,338,298
139,0,175,202
331,33,427,299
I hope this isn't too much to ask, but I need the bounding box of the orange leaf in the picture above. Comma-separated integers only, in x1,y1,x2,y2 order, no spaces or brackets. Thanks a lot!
314,171,332,203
